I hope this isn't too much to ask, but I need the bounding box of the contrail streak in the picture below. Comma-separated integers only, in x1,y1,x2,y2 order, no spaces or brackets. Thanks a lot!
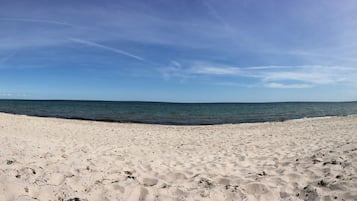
69,38,145,61
0,17,73,26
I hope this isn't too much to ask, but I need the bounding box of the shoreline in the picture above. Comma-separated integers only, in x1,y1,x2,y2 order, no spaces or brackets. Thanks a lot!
0,111,356,126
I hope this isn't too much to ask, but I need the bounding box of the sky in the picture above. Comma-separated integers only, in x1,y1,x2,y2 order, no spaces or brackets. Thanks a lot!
1,0,357,102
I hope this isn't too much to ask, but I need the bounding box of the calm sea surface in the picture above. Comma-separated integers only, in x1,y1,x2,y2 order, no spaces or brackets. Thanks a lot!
0,100,357,125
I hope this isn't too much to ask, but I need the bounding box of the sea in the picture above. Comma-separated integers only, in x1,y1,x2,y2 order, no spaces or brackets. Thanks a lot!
0,100,357,125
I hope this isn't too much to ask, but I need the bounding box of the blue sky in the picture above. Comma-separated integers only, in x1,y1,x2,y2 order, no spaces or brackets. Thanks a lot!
1,0,357,102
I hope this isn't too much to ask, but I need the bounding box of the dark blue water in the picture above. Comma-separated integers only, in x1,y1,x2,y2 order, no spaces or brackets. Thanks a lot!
0,100,357,125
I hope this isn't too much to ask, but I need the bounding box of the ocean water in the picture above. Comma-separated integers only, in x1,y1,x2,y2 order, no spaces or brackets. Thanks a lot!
0,100,357,125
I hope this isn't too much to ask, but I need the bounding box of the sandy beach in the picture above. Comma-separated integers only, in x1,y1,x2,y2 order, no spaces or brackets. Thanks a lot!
0,112,356,201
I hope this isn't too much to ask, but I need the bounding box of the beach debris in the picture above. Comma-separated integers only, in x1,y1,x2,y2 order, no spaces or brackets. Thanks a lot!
160,183,169,188
257,171,267,176
225,184,240,193
312,158,322,164
67,198,83,201
127,175,136,179
317,180,327,187
311,155,323,164
323,159,338,165
124,170,136,179
124,170,133,175
198,178,214,188
322,159,348,167
298,185,319,201
6,160,14,165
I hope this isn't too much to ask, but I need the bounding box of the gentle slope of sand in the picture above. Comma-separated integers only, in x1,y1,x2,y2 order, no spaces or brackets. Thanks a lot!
0,112,356,201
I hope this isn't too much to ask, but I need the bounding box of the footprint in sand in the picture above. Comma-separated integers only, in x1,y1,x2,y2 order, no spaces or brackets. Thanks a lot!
48,173,65,185
243,182,279,201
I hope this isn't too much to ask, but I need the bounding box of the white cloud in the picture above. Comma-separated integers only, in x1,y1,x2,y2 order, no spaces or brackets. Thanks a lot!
0,93,13,97
166,62,357,88
0,92,28,98
213,82,258,88
264,82,312,89
259,66,357,85
161,60,193,80
190,66,241,75
69,38,145,61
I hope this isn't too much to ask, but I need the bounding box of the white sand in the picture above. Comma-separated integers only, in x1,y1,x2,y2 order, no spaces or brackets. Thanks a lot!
0,112,356,201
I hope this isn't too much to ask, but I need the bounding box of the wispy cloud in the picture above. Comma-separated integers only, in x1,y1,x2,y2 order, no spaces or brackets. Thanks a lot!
0,92,28,98
0,17,73,26
258,66,356,85
190,66,241,75
264,82,312,89
201,0,230,30
213,82,258,88
0,54,15,63
165,62,357,88
69,38,145,61
0,92,14,97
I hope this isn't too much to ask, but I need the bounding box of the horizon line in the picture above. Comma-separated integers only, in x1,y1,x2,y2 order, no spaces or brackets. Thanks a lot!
0,98,356,104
